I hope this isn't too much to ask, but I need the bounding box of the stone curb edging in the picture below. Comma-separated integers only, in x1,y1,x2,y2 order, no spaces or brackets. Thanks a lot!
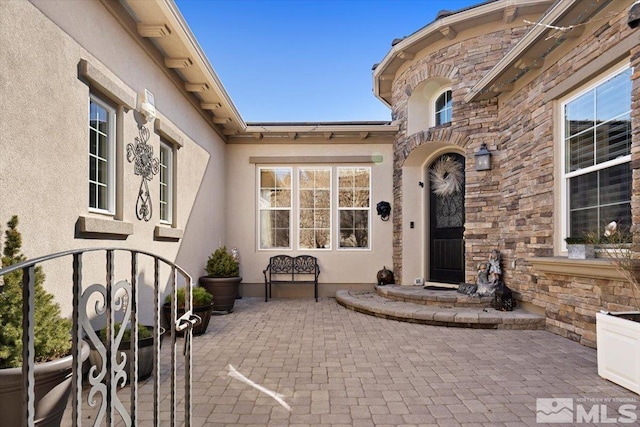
335,290,546,330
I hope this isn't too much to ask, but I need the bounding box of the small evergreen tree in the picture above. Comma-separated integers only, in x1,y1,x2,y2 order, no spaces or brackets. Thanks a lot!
0,216,72,368
205,246,239,277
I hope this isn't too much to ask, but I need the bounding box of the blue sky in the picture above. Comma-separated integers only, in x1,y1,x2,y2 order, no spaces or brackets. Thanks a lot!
175,0,480,123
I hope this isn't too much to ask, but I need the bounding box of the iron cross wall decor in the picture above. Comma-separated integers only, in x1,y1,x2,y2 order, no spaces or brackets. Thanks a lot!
127,126,159,221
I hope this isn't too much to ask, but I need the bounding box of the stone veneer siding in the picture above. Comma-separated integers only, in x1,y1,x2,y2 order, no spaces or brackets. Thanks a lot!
391,12,639,347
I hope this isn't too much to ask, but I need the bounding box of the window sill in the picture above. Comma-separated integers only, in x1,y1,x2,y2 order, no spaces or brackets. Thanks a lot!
77,215,133,238
154,225,183,241
527,256,625,281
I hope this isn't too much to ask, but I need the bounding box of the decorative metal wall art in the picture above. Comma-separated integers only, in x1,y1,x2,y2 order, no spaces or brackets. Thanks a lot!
127,126,159,221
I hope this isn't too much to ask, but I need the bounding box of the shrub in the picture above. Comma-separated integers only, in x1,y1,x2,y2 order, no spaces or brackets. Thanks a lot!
0,216,72,368
99,322,152,343
205,246,239,278
164,286,213,308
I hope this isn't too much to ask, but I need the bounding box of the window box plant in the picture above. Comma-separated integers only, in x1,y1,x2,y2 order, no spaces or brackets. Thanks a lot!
198,246,241,313
595,222,640,395
88,322,165,383
0,216,90,426
565,236,596,259
162,286,214,336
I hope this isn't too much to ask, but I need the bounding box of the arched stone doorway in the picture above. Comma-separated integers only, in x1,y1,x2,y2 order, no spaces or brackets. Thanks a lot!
427,153,465,283
398,141,466,286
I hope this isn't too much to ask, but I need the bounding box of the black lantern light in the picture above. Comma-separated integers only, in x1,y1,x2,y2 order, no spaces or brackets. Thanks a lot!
474,142,492,171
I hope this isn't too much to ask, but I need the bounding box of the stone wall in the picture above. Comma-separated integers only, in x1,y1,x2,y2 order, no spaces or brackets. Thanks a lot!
390,7,638,346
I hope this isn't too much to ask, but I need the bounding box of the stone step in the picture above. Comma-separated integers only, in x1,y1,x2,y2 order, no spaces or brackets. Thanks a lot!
376,284,494,307
335,289,546,330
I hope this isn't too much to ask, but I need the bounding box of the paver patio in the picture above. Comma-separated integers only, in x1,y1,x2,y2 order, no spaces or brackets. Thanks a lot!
64,297,638,426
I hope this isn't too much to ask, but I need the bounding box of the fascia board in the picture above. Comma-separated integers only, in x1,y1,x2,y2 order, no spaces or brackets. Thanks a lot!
464,0,579,103
158,0,246,129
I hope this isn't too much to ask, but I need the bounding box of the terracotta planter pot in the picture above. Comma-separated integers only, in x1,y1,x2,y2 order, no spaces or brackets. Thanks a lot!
199,276,242,313
0,341,90,427
162,301,215,336
88,325,165,383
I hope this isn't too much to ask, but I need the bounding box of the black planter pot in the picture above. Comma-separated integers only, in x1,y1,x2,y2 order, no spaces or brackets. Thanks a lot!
0,342,90,427
199,276,242,313
88,325,165,383
162,301,215,336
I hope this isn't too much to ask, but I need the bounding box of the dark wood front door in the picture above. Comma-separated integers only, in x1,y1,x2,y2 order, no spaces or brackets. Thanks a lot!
429,153,465,283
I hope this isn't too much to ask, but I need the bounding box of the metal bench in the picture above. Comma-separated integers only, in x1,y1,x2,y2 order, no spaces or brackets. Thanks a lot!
263,255,320,302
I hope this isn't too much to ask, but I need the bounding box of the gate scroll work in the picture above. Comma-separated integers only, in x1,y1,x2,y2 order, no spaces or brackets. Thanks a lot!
0,248,198,427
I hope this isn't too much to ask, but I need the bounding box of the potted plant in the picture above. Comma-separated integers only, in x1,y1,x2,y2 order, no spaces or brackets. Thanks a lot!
88,322,164,383
565,235,596,259
595,221,640,394
163,286,214,336
199,246,241,313
0,215,90,426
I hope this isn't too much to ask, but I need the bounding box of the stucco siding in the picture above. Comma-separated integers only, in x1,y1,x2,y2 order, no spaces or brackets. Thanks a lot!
0,0,226,320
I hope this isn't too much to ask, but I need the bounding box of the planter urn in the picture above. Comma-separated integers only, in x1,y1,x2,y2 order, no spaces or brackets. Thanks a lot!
0,342,90,427
199,276,242,313
596,311,640,395
567,243,595,259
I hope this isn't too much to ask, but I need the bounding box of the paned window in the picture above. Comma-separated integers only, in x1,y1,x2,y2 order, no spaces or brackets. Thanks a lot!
338,167,371,249
299,168,331,249
563,67,632,238
159,142,173,224
259,168,292,249
435,90,452,126
88,96,115,213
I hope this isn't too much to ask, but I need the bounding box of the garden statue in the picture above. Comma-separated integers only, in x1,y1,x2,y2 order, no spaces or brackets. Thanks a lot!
475,249,502,296
457,249,503,296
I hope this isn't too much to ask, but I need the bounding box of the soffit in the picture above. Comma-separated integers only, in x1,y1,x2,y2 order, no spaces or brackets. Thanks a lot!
119,0,245,135
229,122,400,144
373,0,554,107
465,0,622,102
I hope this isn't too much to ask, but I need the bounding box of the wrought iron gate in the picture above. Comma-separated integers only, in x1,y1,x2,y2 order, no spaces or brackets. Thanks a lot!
0,248,198,426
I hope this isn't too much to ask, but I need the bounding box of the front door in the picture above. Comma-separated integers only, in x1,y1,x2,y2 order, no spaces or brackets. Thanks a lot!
429,153,465,283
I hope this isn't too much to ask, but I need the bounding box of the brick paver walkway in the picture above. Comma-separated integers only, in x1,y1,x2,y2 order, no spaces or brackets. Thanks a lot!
186,297,637,426
64,297,639,426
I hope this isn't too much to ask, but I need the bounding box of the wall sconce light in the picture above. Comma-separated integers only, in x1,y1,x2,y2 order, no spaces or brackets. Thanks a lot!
474,142,492,171
137,89,156,123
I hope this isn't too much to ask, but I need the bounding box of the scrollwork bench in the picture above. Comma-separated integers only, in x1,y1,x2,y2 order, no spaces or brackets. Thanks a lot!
263,255,320,302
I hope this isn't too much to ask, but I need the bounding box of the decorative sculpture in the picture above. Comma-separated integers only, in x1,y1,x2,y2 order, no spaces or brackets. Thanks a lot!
457,249,502,297
127,126,159,221
377,266,394,286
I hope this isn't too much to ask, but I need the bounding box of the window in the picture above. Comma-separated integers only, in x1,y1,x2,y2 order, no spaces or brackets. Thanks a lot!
88,96,115,213
435,90,452,126
299,168,331,249
159,142,173,224
562,66,632,238
338,167,371,249
259,168,292,249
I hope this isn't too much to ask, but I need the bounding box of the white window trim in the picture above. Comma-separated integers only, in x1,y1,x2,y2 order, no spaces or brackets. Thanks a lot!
88,94,116,215
159,141,173,225
559,63,631,250
337,166,372,251
258,166,293,251
432,87,452,127
297,167,332,251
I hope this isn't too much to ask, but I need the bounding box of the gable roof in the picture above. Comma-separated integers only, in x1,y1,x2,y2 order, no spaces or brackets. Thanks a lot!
372,0,553,107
